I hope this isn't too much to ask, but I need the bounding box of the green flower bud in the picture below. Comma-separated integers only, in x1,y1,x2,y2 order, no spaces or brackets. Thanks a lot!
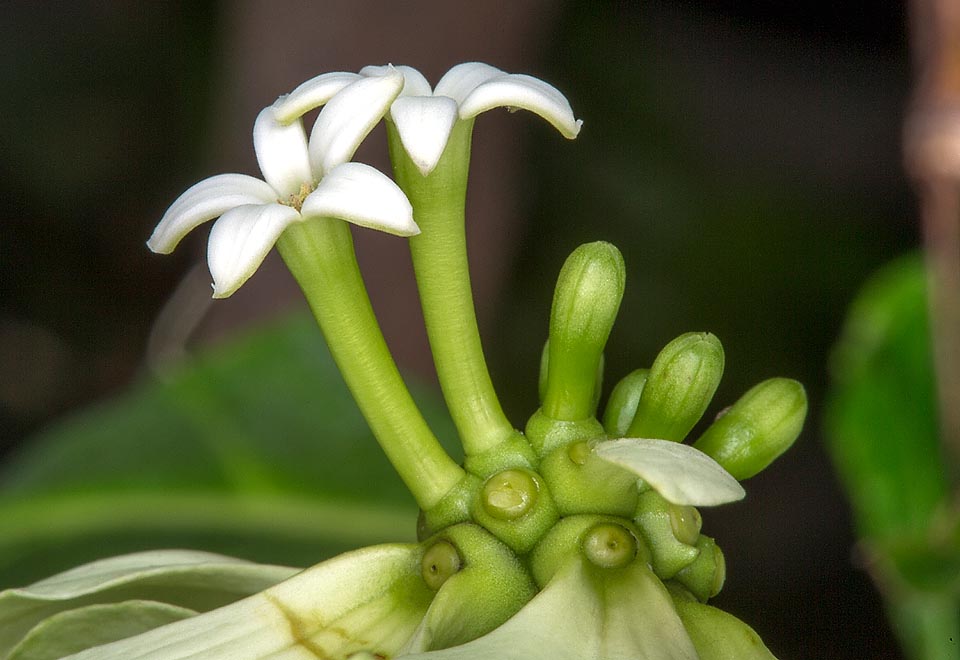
602,368,649,436
694,378,807,479
672,535,726,602
542,242,625,421
627,332,724,442
525,407,606,457
471,469,559,553
633,490,701,579
416,524,537,650
670,597,778,659
539,440,639,516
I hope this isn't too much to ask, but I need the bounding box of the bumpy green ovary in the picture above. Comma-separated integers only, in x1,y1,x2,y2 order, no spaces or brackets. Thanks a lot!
413,524,537,650
528,515,651,588
634,490,703,579
670,535,726,602
470,469,559,554
539,440,639,517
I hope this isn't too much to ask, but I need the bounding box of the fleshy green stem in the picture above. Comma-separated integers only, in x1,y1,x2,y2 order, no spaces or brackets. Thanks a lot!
387,119,517,456
276,218,464,509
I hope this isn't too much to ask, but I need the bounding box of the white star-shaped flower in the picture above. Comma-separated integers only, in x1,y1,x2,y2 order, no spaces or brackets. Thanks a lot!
350,62,582,176
148,68,417,298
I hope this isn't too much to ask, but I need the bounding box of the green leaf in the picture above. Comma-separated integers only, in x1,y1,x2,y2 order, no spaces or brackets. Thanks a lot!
8,600,196,660
0,550,296,657
0,312,459,586
825,255,947,539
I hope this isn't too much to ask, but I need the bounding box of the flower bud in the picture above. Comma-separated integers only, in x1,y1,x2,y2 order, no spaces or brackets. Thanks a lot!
627,333,724,442
602,368,649,436
542,242,625,421
693,378,807,479
670,596,778,659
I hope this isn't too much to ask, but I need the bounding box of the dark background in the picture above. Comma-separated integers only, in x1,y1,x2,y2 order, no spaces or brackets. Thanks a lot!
1,1,915,658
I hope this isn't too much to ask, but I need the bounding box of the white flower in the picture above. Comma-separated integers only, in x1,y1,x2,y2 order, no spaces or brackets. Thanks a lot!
344,62,582,176
148,68,418,298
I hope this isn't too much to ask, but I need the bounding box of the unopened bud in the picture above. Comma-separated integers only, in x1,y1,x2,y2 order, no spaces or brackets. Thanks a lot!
602,368,649,436
627,333,724,442
542,242,625,421
672,535,725,602
694,378,807,479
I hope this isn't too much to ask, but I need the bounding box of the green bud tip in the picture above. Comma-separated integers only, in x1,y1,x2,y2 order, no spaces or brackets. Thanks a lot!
694,377,807,479
421,539,462,590
481,469,540,521
543,241,626,421
582,522,638,569
627,332,725,442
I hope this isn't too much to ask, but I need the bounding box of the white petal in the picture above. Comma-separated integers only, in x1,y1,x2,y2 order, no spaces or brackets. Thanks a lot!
147,175,278,254
390,96,459,175
301,163,417,236
59,544,428,660
308,69,404,176
206,203,301,298
433,62,504,105
402,557,697,660
459,73,583,138
253,106,312,197
361,64,432,97
593,438,746,506
271,72,361,124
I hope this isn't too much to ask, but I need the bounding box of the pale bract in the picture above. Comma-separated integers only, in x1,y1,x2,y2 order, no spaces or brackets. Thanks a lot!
147,68,417,298
349,62,583,175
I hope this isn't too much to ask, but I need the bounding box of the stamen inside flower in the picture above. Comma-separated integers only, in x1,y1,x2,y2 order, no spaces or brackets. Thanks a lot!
281,182,315,212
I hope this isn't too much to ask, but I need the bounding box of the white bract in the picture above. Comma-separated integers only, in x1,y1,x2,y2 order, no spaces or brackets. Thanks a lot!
148,68,417,298
352,62,582,175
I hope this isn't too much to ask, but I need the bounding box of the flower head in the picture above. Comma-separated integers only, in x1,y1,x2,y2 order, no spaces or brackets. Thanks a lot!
148,68,417,298
352,62,582,175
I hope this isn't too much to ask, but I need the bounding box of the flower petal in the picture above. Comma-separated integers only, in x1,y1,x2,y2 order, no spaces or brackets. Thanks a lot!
458,73,583,139
301,162,417,236
147,175,277,254
0,550,296,657
308,69,404,177
593,438,746,506
390,96,459,175
9,601,196,660
433,62,503,105
206,203,301,298
402,557,697,660
271,72,361,124
59,544,432,660
361,64,433,97
253,106,312,197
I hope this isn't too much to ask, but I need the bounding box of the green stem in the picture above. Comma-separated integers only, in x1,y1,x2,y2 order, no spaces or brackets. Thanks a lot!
387,119,516,457
276,218,464,509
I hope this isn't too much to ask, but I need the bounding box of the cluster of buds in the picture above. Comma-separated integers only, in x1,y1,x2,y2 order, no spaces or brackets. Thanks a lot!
0,63,806,660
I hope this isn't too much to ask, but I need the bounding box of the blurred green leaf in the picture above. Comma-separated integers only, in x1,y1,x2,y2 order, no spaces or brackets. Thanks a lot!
0,313,458,587
826,255,959,660
826,255,947,540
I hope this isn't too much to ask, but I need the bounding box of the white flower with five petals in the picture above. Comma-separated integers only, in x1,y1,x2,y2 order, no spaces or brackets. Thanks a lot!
148,68,417,298
352,62,583,176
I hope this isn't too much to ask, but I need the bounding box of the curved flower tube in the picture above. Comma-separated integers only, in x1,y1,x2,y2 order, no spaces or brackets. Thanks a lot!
148,68,416,298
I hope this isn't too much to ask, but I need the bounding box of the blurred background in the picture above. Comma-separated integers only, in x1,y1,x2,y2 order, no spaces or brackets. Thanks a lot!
0,1,919,658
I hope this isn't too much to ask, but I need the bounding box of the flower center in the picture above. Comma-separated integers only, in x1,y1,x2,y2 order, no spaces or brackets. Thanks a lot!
480,469,539,521
281,182,314,212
